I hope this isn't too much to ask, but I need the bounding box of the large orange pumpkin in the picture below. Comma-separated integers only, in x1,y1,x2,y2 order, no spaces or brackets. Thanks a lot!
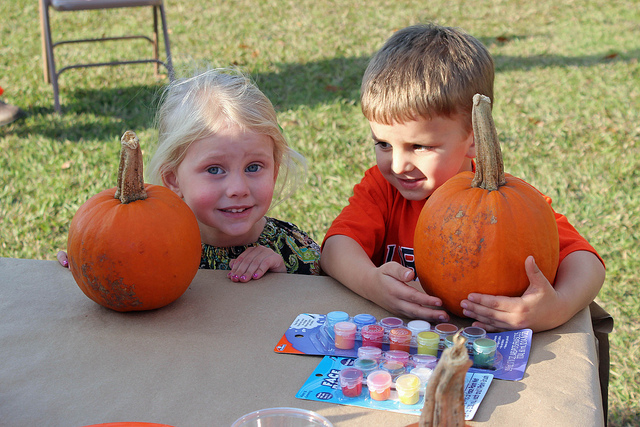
67,131,201,312
414,94,559,318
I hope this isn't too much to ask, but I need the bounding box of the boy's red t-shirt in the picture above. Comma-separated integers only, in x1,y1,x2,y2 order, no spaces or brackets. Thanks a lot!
322,165,603,275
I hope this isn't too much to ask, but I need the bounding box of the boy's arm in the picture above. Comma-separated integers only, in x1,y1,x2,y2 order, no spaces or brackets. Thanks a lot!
321,234,449,322
460,251,605,332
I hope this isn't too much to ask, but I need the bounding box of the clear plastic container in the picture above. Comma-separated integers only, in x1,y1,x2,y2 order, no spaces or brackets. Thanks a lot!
353,358,378,378
361,324,384,348
339,367,364,397
410,366,433,389
388,327,412,352
334,321,357,349
416,331,439,356
384,349,411,366
357,345,383,363
407,319,431,337
410,354,438,369
380,360,405,381
366,370,392,401
462,326,487,353
379,316,404,332
231,407,334,427
353,313,377,330
325,311,349,340
395,374,422,405
473,337,497,369
434,323,459,350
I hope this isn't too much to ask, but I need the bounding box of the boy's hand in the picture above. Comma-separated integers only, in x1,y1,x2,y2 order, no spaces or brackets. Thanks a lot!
369,262,450,322
228,245,287,282
460,256,561,332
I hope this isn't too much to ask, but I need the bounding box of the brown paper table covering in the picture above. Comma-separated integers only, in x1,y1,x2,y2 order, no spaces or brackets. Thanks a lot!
0,257,603,426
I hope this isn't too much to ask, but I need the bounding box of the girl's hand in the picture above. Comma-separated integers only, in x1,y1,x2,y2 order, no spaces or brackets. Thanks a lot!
228,245,287,282
57,251,69,268
367,262,450,322
460,256,561,332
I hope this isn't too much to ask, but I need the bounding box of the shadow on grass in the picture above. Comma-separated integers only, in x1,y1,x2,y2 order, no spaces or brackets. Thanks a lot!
608,407,640,427
13,40,639,141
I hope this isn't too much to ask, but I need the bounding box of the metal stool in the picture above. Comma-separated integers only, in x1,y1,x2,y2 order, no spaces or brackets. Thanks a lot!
39,0,174,113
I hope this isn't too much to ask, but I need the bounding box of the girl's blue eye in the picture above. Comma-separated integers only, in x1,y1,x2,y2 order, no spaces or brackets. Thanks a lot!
246,164,261,173
207,166,222,175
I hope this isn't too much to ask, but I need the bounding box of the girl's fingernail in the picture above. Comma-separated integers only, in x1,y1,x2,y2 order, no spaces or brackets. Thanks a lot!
253,273,259,279
62,260,68,267
232,275,238,280
240,275,246,281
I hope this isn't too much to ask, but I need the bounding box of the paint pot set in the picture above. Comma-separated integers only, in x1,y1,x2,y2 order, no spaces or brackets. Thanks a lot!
323,311,435,352
337,347,437,404
322,311,501,370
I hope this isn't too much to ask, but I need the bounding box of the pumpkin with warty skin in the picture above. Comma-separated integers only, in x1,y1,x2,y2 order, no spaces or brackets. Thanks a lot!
414,94,559,318
67,131,201,312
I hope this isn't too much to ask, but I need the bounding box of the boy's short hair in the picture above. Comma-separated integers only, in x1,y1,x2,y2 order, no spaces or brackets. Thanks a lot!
147,66,305,205
361,23,494,131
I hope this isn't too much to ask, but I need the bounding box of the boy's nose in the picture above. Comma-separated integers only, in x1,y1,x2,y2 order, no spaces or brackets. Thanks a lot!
391,152,413,174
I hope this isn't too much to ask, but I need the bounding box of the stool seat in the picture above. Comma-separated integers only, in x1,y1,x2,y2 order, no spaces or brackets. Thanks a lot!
39,0,174,113
51,0,163,11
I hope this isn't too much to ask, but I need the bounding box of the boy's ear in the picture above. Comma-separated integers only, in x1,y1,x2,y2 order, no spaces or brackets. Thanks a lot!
162,171,183,198
466,133,477,158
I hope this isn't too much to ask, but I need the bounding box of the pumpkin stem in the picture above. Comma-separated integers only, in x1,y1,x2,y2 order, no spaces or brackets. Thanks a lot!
471,94,506,191
419,331,472,427
114,130,148,204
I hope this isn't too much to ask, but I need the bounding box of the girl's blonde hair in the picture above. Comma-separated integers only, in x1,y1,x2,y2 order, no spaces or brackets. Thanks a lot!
147,67,305,206
361,23,494,133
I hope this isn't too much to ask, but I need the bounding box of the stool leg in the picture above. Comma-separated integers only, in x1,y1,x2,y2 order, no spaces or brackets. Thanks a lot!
153,6,159,77
158,2,174,81
39,0,50,84
40,0,61,113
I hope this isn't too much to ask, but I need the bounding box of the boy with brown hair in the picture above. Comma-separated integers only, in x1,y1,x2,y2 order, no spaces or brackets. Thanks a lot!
320,23,605,333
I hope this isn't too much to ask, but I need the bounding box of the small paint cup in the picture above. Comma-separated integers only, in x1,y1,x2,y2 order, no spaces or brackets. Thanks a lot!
379,316,404,332
353,313,377,330
361,324,384,349
410,366,433,389
416,331,439,356
410,354,438,369
334,321,357,350
473,338,497,369
366,370,392,401
326,311,349,340
353,358,378,378
434,323,459,351
388,328,412,352
357,346,383,363
384,349,411,366
395,374,422,405
339,367,363,398
407,320,431,341
380,360,405,381
444,334,456,349
462,326,487,353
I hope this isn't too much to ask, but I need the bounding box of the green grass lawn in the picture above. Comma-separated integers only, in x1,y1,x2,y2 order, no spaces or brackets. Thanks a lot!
1,0,638,424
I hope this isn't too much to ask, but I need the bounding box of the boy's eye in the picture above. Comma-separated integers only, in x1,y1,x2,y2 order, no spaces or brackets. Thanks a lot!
246,163,262,173
375,141,391,149
207,166,223,175
414,144,434,151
